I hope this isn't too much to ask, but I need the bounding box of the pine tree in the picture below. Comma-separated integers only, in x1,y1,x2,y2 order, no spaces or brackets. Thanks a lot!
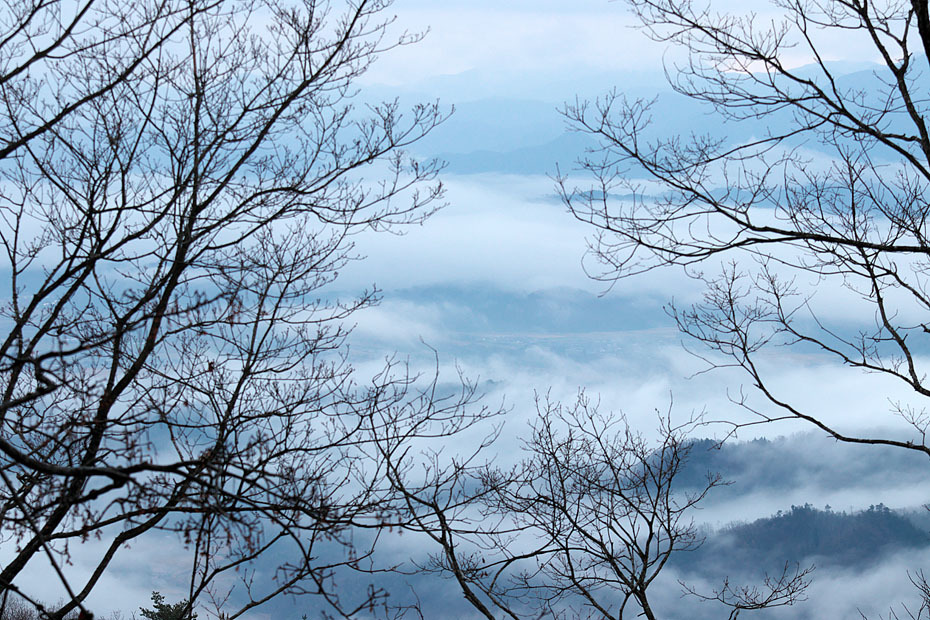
138,593,196,620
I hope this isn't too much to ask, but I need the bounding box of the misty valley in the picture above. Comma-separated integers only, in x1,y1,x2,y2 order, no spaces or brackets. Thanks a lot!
3,0,930,619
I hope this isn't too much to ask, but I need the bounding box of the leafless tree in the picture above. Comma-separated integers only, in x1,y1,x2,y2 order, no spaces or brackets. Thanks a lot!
682,563,814,620
558,0,930,614
385,392,810,619
0,0,476,617
865,570,930,619
559,0,930,451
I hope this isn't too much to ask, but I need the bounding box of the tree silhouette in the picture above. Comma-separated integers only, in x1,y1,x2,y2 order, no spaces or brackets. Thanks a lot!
139,592,196,620
0,0,477,618
560,0,930,614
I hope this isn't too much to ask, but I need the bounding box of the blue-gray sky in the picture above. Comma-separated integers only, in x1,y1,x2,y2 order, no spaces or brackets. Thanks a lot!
16,1,929,616
337,0,917,445
360,0,886,93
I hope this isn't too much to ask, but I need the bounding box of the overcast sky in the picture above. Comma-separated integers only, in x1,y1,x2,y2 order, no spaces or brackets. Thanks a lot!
361,0,887,91
361,0,663,87
18,1,923,616
338,0,919,448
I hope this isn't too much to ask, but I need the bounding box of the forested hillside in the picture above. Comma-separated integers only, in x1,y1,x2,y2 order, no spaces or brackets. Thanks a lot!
678,504,930,577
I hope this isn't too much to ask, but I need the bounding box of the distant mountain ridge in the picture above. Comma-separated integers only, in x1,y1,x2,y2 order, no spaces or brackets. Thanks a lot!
676,503,930,577
393,57,926,175
678,435,930,498
666,435,930,579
